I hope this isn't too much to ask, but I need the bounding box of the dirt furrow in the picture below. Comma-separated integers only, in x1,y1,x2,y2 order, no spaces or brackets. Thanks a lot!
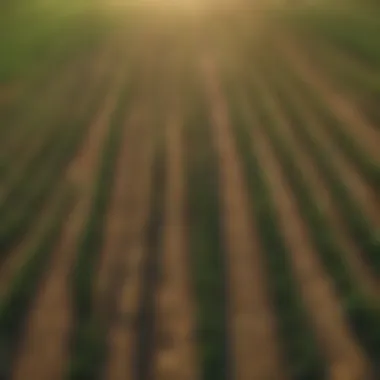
10,64,125,380
202,56,285,380
98,103,154,380
249,87,371,380
153,108,199,380
279,36,380,163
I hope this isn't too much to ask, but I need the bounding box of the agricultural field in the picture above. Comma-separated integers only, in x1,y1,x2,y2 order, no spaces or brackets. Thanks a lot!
1,0,380,379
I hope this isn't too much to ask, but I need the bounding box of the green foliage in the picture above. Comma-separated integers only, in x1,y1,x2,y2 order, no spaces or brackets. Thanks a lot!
267,58,380,276
68,78,132,380
0,56,110,260
0,1,110,83
281,61,380,190
0,192,70,378
225,81,325,380
286,7,380,69
254,67,380,373
185,80,229,380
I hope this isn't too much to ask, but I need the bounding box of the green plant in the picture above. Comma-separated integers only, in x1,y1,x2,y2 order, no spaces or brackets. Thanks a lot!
224,77,325,380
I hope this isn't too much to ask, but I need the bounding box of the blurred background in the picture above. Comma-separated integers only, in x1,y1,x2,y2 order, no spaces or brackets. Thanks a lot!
1,0,380,379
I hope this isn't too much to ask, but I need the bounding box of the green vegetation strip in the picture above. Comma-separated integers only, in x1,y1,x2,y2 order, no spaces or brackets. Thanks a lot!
293,39,380,125
285,8,380,69
246,71,380,374
134,126,166,380
223,80,325,380
0,189,72,379
68,77,132,380
264,58,380,275
0,60,114,261
184,78,229,380
276,54,380,190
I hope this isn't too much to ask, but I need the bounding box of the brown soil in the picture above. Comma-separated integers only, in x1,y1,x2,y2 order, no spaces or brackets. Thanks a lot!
97,97,155,380
202,55,285,380
153,107,199,380
280,36,380,163
246,77,371,380
10,51,124,380
0,188,64,298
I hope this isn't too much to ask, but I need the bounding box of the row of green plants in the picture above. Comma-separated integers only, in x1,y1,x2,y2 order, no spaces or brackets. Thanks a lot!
263,55,380,276
134,122,166,380
247,67,380,374
276,52,380,190
223,75,325,380
292,38,380,129
0,51,97,176
0,48,98,152
286,7,380,69
0,188,72,379
184,75,230,380
68,76,133,380
0,0,111,83
0,59,116,378
0,57,114,262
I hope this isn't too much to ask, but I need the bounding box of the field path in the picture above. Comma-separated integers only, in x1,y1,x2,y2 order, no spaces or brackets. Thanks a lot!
153,103,199,379
10,53,125,380
202,55,285,380
98,91,155,380
245,83,371,380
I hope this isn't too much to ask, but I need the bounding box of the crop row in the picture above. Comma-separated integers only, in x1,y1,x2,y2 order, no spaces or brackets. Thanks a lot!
134,123,166,380
263,56,380,276
223,74,325,380
300,41,380,129
246,67,380,373
0,189,72,378
0,58,115,379
0,60,114,262
277,53,380,190
0,52,95,156
68,75,133,380
184,77,230,380
286,8,380,69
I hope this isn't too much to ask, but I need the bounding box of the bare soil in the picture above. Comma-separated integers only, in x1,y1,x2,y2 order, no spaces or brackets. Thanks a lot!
153,102,199,380
98,96,155,380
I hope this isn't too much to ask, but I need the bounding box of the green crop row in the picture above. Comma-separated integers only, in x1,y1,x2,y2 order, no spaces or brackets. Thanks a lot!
295,40,380,129
223,77,325,380
0,189,72,379
134,127,166,380
247,69,380,374
0,49,100,169
286,7,380,69
263,57,380,276
184,78,230,380
68,77,132,380
0,58,114,261
276,54,380,191
0,58,92,197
